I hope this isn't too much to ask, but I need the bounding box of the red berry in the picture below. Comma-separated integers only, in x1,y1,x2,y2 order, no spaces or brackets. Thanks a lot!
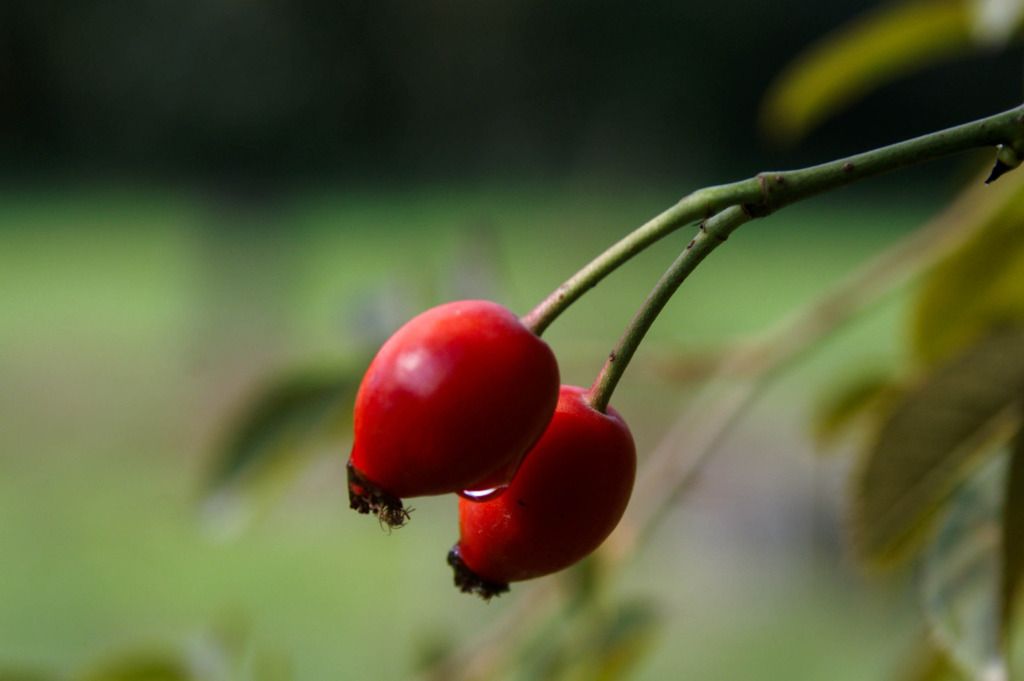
347,300,559,527
449,384,636,598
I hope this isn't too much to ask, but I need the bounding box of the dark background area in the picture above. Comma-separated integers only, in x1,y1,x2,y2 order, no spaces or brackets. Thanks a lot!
2,0,1022,185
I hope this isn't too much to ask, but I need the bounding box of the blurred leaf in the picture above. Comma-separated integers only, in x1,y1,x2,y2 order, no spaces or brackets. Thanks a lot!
813,367,900,448
505,594,657,681
922,455,1008,681
411,628,457,676
205,368,358,494
562,556,605,613
588,601,660,681
852,328,1024,566
510,608,575,681
201,366,360,536
1003,421,1024,634
761,0,975,143
560,600,661,681
1011,627,1024,681
913,171,1024,367
894,637,966,681
974,0,1024,44
77,652,193,681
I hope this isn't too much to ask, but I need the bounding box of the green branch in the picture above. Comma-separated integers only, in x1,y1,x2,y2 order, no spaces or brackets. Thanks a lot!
522,104,1024,338
586,206,750,412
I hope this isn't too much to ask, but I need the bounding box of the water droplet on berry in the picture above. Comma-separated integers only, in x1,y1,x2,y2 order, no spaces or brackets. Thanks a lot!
460,485,504,501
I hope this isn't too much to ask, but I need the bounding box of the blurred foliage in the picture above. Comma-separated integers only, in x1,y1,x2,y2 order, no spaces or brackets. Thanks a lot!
921,456,1007,680
188,617,289,681
201,365,361,535
0,621,290,681
508,597,660,681
793,25,1024,666
762,0,975,142
811,367,901,448
205,368,358,492
1003,427,1024,633
912,171,1024,367
893,639,965,681
574,601,660,681
762,0,1024,143
852,327,1024,566
780,12,1024,659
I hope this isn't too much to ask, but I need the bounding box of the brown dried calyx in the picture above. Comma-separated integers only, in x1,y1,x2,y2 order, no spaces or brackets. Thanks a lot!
447,546,510,601
347,461,411,529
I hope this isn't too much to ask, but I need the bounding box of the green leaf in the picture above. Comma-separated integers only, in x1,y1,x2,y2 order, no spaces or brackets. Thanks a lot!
912,171,1024,367
922,455,1008,681
760,0,975,143
1003,421,1024,635
813,367,900,448
852,328,1024,566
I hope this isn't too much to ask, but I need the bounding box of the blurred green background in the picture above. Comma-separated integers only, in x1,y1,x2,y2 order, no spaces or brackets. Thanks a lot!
2,1,1021,679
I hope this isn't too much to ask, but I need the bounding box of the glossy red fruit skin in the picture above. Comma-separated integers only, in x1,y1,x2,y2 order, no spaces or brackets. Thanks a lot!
451,385,636,594
348,300,559,505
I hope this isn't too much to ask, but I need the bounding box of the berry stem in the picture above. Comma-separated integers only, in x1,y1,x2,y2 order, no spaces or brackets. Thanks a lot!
521,103,1024,337
586,206,749,412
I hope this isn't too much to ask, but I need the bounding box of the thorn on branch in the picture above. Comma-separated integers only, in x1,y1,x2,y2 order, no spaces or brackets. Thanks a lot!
986,161,1013,184
986,144,1022,184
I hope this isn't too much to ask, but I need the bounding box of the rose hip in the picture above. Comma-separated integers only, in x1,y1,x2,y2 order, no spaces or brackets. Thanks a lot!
449,384,636,598
348,300,559,527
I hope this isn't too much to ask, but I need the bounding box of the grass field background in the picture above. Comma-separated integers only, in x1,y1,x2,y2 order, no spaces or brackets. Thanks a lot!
0,183,939,680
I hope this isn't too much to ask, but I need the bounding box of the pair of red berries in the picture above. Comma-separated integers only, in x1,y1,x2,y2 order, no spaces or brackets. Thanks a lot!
347,300,636,597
